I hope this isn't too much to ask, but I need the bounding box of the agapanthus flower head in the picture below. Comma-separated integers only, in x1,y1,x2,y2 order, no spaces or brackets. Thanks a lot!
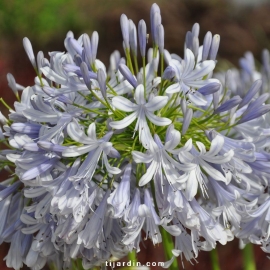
1,3,270,270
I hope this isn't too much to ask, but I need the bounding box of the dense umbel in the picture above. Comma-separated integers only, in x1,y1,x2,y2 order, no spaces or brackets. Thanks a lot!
0,3,270,270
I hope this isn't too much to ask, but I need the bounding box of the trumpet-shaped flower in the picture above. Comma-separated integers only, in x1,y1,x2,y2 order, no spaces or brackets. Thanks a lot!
166,48,219,97
62,122,121,181
110,84,171,148
177,135,234,200
132,125,196,187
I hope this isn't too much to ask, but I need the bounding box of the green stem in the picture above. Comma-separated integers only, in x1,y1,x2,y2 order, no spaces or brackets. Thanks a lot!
72,103,107,116
160,53,164,75
210,248,220,270
126,49,134,74
153,45,158,58
160,227,178,270
133,53,139,75
106,82,118,96
0,98,12,111
242,244,256,270
15,92,20,102
48,263,57,270
217,122,238,132
143,56,146,97
37,73,44,87
128,250,137,264
188,104,206,114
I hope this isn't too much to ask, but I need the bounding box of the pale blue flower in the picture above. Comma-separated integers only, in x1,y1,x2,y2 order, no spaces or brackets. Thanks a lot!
110,84,171,148
178,135,234,200
62,122,121,182
132,126,196,187
77,191,110,249
166,48,220,105
190,199,229,249
2,2,270,268
108,163,131,218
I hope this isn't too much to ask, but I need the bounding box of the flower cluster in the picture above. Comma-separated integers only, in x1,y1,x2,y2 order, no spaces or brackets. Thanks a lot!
1,3,270,270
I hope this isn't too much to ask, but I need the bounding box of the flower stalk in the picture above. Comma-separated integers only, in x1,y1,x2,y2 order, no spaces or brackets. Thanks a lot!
160,228,178,270
242,244,256,270
210,248,221,270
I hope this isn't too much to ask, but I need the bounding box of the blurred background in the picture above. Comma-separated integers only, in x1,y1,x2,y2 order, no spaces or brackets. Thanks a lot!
0,0,270,269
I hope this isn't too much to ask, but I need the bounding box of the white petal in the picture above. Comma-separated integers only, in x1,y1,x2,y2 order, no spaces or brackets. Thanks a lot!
67,122,95,144
169,60,182,79
145,96,168,112
206,135,224,157
139,160,158,186
112,96,138,112
186,170,198,200
134,84,145,105
114,80,133,95
212,206,224,217
182,48,195,77
139,121,154,149
183,138,193,151
21,161,54,180
162,224,182,236
40,66,67,85
203,149,234,164
122,218,145,245
109,111,138,129
87,123,97,140
103,153,121,174
162,256,176,269
188,91,207,106
145,111,172,126
199,159,228,183
138,204,151,217
22,223,43,234
165,129,181,151
185,60,215,80
62,144,98,157
165,152,196,171
162,157,185,186
166,83,181,94
196,141,206,154
175,172,189,183
22,109,59,123
132,151,153,163
20,213,37,225
172,249,181,257
185,78,220,89
24,187,47,198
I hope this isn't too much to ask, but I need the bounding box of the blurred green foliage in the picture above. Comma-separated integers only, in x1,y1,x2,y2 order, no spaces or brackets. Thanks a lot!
0,0,85,45
0,0,136,47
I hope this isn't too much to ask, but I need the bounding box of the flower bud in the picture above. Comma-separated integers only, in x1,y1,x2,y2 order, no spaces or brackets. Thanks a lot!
119,64,138,88
97,68,107,99
162,66,175,80
158,24,164,54
209,34,220,60
23,37,37,69
129,20,137,56
120,14,130,50
138,20,147,57
202,31,212,61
